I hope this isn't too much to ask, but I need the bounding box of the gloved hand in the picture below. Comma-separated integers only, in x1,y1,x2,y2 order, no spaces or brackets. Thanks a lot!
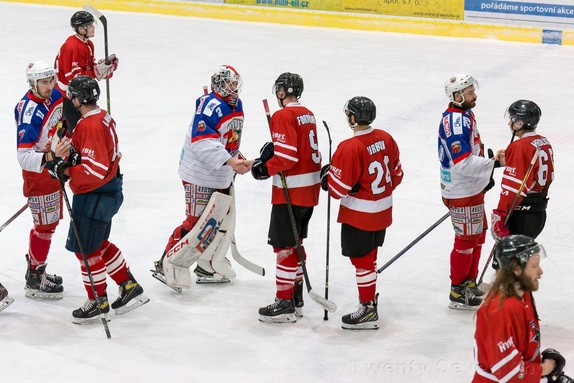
542,348,566,376
320,164,330,191
488,148,501,168
491,209,509,241
550,374,574,383
259,142,274,163
95,54,119,80
251,159,270,180
45,157,70,183
67,151,81,166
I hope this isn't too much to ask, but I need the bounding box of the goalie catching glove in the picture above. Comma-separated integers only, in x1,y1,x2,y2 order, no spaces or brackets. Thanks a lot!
95,54,119,80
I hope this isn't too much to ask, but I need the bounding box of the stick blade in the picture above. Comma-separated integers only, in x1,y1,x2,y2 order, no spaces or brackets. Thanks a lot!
309,289,337,313
230,237,265,276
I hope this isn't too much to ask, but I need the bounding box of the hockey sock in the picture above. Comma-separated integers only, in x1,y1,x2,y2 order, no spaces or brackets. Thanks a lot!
100,240,129,284
164,216,199,255
350,249,377,303
274,247,298,300
450,237,478,286
28,228,54,268
469,230,486,280
75,251,107,299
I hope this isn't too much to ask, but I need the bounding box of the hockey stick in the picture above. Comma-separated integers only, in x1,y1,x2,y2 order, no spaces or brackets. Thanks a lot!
0,203,28,233
322,120,332,320
263,99,336,313
477,147,540,288
60,182,112,339
82,5,111,114
377,212,450,274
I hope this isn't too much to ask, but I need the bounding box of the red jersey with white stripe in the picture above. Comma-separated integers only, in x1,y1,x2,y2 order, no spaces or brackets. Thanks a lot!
496,132,554,213
328,127,403,231
473,292,542,383
54,35,96,96
68,108,121,194
266,102,321,207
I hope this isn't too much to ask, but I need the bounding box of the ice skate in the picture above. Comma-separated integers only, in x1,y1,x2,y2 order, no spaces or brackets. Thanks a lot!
259,298,296,324
26,254,62,285
111,270,150,315
150,259,182,293
194,265,230,284
341,293,379,330
293,279,304,318
0,284,15,313
72,296,110,324
449,284,482,310
464,278,486,298
25,264,64,300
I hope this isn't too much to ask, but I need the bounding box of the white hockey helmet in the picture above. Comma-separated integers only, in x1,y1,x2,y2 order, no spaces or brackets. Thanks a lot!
444,73,478,102
26,61,55,89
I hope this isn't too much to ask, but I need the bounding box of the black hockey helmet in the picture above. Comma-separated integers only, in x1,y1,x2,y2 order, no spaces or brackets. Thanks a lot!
344,96,376,125
67,75,100,104
506,100,542,130
495,234,546,269
273,72,304,99
70,10,94,32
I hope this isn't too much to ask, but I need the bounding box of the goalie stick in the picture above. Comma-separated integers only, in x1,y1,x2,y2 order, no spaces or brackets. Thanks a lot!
82,5,111,114
1,203,28,234
263,99,336,313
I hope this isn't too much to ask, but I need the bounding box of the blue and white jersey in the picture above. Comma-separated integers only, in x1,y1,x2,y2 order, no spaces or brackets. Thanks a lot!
178,92,244,188
438,105,493,199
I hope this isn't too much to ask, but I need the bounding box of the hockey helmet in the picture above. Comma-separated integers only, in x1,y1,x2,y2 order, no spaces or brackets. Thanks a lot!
211,65,242,106
67,75,100,104
505,100,542,130
26,61,55,88
70,10,95,32
444,73,478,103
495,234,546,270
273,72,304,99
344,96,376,126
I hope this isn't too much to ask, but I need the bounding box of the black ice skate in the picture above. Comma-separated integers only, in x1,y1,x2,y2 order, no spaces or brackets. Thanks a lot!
150,260,182,293
341,293,379,330
25,264,64,300
72,296,110,325
259,298,296,324
194,265,230,284
25,254,63,285
449,284,482,310
111,270,150,315
0,283,15,313
293,279,304,318
463,278,486,297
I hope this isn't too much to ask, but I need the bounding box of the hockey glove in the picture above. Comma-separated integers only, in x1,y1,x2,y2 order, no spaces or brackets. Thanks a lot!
45,157,70,183
484,177,495,192
67,151,81,166
259,142,274,163
542,348,566,376
320,164,330,191
491,209,509,241
550,373,574,383
251,159,270,180
488,148,501,168
95,54,119,80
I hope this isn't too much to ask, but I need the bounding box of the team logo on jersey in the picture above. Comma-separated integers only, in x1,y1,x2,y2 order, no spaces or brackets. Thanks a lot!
196,96,206,115
272,132,285,143
451,141,462,154
197,121,206,133
443,116,451,137
18,129,26,141
25,106,35,117
454,115,462,128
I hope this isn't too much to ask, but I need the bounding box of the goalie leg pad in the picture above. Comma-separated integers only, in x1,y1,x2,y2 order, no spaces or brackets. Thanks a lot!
163,262,192,289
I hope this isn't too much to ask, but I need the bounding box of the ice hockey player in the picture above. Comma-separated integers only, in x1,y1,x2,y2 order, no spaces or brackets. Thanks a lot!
46,76,148,324
473,235,574,383
14,61,66,300
0,283,14,313
152,65,252,290
54,10,118,133
321,96,403,330
251,72,321,323
490,100,554,267
438,73,499,310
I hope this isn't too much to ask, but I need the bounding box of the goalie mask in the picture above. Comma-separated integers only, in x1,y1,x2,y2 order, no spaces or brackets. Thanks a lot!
211,65,242,107
67,75,100,105
344,96,376,128
26,61,55,93
505,99,542,131
444,73,478,107
495,234,547,270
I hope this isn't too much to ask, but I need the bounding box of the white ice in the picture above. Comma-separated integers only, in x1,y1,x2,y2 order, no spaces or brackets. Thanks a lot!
1,3,573,382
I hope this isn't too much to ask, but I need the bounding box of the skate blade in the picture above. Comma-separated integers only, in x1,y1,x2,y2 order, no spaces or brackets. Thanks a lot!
448,301,480,311
151,271,182,293
478,282,492,294
258,313,297,324
72,313,111,325
0,297,15,313
24,289,63,300
341,321,379,330
114,294,150,316
195,277,230,284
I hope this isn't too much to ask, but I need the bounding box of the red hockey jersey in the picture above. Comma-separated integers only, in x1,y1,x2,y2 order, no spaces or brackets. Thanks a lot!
68,108,121,194
473,292,543,383
266,102,321,207
54,35,96,96
328,127,403,231
496,132,554,213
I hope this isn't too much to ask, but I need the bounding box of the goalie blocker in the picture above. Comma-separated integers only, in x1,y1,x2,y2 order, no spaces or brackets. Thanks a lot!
163,189,236,289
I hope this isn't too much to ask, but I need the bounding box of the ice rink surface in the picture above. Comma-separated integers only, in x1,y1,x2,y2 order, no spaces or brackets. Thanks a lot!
1,3,573,382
